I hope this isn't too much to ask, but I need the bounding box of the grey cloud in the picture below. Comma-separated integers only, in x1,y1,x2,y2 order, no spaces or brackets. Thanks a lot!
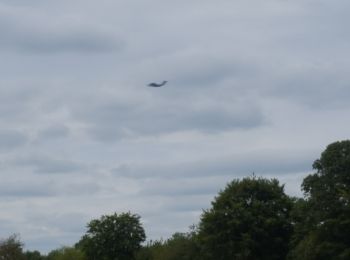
50,213,88,234
0,220,21,239
142,209,203,241
27,211,89,235
22,214,88,253
0,82,44,120
245,1,350,109
138,49,257,88
113,150,312,179
77,97,264,142
162,196,212,213
0,130,28,151
14,30,121,54
137,177,225,197
0,7,122,54
0,0,349,254
0,181,55,197
238,61,347,111
37,125,70,140
57,181,100,196
14,156,84,174
2,184,97,198
25,236,75,255
261,63,350,109
35,160,82,174
0,177,99,198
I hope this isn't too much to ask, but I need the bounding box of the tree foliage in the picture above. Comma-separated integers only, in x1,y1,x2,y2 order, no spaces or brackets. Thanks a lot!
24,250,45,260
136,230,200,260
78,212,146,260
46,246,86,260
0,234,25,260
289,140,350,259
198,177,293,260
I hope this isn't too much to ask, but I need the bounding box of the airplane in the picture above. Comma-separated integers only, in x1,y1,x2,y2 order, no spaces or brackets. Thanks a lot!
147,80,167,87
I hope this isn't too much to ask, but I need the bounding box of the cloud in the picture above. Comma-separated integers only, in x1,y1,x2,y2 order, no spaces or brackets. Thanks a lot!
0,181,55,197
72,88,265,142
14,156,85,174
112,149,313,180
0,130,28,151
36,125,70,140
136,48,258,88
87,105,264,141
0,5,122,54
56,181,100,196
0,0,349,254
258,61,350,109
12,30,121,54
137,176,226,197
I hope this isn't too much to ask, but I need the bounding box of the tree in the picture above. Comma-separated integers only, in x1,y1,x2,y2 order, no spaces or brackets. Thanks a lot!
24,250,45,260
78,212,146,260
289,140,350,259
198,177,293,260
158,232,199,260
46,246,85,260
136,230,200,260
0,234,25,260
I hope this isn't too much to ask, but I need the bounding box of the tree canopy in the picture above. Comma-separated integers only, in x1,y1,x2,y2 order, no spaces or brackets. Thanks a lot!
0,234,25,260
136,231,200,260
46,247,86,260
289,140,350,259
78,212,146,260
198,177,293,260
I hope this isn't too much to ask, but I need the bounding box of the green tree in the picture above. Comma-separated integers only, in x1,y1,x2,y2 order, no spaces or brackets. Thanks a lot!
24,250,45,260
0,234,25,260
136,230,200,260
160,232,199,260
198,177,293,260
46,247,86,260
289,140,350,259
78,212,146,260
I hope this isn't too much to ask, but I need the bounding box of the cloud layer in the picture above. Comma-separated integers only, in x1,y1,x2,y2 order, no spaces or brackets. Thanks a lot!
0,0,349,253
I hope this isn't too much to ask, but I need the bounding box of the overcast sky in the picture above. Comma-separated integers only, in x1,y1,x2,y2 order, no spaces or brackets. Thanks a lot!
0,0,349,253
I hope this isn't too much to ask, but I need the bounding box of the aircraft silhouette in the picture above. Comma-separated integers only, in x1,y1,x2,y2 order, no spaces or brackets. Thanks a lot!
147,81,167,87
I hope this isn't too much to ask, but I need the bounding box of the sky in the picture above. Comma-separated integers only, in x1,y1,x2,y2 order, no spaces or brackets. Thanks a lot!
0,0,350,253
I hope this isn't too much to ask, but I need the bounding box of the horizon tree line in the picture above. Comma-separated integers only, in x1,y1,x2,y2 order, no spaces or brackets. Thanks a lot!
1,140,349,260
